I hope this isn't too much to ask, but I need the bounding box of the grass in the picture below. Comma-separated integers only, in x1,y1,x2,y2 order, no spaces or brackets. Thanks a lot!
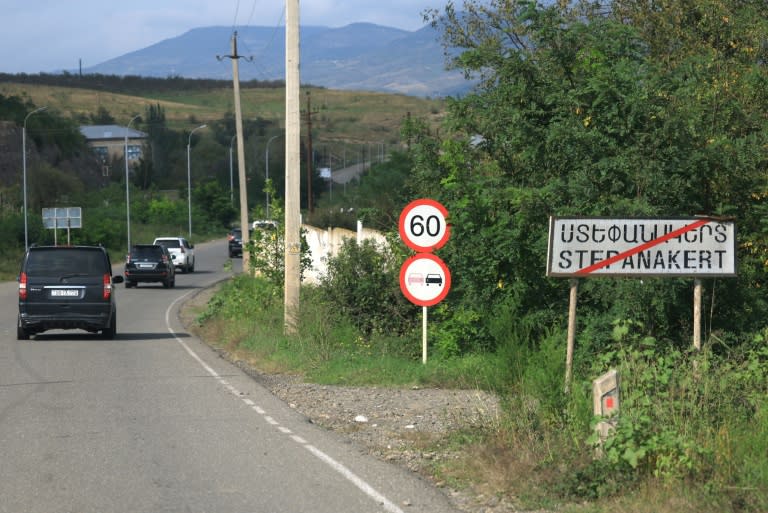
0,81,445,142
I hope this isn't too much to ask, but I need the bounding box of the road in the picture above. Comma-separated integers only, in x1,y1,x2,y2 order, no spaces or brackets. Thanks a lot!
0,239,458,513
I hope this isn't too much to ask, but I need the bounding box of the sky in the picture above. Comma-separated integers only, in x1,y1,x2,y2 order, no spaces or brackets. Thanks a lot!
1,0,448,74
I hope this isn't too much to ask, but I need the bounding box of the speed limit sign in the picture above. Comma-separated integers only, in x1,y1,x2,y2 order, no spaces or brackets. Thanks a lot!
399,198,450,252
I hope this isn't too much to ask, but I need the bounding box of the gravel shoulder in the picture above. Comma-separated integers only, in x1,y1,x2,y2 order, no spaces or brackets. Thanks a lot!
180,283,521,513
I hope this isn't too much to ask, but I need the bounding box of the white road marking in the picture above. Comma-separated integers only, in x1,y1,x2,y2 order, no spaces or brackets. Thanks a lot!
166,290,406,513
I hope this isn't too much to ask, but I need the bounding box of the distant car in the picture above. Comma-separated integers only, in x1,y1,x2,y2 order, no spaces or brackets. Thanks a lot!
252,219,278,231
17,245,124,340
227,227,250,258
124,244,175,288
153,236,195,273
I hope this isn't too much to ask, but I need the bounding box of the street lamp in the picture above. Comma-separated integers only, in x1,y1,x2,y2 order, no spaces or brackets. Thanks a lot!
125,114,140,253
187,124,207,239
265,133,283,219
23,106,47,250
229,134,236,206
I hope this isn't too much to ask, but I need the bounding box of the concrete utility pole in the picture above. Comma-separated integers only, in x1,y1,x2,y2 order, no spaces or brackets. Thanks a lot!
219,32,251,270
284,0,301,334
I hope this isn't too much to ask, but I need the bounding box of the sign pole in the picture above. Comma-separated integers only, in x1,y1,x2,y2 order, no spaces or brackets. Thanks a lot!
565,278,578,394
422,306,428,364
693,278,702,351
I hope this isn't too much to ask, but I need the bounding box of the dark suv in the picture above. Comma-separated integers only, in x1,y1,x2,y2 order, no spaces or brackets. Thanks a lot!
17,245,124,340
227,227,249,257
124,244,176,288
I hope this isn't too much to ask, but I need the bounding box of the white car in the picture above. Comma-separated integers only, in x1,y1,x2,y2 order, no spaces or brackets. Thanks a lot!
153,236,195,273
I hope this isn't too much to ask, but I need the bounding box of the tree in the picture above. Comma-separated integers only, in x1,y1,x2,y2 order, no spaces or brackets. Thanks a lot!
415,0,768,351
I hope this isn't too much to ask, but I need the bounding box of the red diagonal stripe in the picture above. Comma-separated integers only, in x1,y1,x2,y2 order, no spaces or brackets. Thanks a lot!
575,219,711,275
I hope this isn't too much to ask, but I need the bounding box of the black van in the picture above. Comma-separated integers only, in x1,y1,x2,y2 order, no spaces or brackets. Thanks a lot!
17,245,124,340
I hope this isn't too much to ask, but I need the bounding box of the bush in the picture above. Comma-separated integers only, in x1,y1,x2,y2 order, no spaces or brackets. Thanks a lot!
319,237,417,336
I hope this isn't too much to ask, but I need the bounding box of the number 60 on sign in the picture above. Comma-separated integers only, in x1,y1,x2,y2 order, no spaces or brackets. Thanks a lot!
398,198,450,252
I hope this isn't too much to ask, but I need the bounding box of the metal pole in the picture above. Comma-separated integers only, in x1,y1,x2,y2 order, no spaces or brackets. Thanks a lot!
125,114,140,253
187,124,206,239
23,106,47,250
422,306,428,364
565,278,579,394
693,279,702,350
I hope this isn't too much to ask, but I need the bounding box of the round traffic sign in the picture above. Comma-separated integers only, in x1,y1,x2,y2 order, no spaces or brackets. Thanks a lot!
399,198,450,252
399,253,451,306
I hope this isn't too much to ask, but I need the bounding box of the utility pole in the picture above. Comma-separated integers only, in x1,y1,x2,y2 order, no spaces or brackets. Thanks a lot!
305,90,314,214
219,32,251,271
284,0,301,334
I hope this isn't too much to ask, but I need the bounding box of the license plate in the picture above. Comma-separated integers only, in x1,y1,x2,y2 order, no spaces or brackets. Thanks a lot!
51,289,79,297
138,263,154,269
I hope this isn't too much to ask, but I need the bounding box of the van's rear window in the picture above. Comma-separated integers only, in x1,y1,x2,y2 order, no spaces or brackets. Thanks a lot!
26,248,107,275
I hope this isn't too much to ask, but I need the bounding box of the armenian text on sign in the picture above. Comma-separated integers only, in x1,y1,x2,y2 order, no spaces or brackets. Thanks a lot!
546,217,736,277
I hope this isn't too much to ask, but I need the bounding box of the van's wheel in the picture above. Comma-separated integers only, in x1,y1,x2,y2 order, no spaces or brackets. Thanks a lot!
17,317,29,340
102,314,116,339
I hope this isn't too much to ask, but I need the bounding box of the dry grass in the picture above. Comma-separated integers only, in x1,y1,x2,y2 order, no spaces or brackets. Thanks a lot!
0,81,445,144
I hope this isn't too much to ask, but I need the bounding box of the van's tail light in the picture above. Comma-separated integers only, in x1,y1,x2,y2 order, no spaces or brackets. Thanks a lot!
19,272,28,300
126,253,132,263
103,274,112,300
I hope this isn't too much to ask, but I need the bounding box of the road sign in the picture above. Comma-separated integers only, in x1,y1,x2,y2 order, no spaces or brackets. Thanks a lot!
42,207,82,229
546,217,737,277
400,253,451,306
399,198,450,252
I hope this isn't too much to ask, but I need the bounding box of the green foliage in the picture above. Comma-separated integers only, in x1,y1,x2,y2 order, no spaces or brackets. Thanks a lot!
197,274,281,324
416,0,768,351
431,304,487,358
192,180,237,228
245,198,312,285
319,237,417,337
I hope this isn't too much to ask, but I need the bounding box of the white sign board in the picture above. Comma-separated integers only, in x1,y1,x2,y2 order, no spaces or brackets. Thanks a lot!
42,207,82,229
547,217,736,277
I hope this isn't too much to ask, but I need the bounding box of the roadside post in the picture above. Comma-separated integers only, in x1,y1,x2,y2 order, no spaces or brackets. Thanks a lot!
399,199,451,364
592,369,620,455
547,217,737,392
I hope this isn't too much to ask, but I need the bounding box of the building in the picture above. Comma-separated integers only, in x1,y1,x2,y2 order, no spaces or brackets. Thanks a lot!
79,125,148,165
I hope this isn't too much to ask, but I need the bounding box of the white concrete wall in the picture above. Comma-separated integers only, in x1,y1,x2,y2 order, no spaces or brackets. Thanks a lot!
302,221,388,284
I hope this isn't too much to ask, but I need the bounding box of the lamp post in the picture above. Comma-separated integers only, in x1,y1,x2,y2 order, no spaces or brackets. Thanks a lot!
23,106,47,250
229,134,236,206
125,114,140,253
187,124,207,239
265,133,282,219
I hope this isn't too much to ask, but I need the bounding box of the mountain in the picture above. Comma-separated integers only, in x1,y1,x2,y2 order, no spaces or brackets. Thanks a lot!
84,24,472,98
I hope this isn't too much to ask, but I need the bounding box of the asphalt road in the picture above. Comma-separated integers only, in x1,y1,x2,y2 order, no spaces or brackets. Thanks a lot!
0,239,458,513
